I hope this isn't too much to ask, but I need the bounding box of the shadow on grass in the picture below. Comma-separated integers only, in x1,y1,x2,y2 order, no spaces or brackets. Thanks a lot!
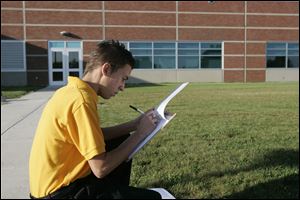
223,173,299,199
144,149,299,199
126,76,163,88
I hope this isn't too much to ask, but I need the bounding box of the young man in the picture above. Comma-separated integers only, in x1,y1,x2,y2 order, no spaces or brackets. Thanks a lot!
29,40,161,199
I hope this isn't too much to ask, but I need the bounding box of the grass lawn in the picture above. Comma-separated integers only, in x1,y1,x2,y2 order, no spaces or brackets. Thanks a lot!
1,86,45,99
98,82,299,199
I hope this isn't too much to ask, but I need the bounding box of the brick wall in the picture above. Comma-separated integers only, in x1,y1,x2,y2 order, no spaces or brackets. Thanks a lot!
1,1,299,85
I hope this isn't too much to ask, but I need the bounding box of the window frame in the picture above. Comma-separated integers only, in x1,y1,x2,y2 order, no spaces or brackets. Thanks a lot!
266,42,299,69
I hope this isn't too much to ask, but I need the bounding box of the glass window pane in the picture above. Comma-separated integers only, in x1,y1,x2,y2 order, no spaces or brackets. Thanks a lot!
201,56,221,68
52,52,63,69
201,50,221,55
267,43,286,49
154,43,175,48
178,56,199,69
69,71,80,77
288,50,299,56
178,43,198,49
154,49,175,55
66,42,81,48
267,56,286,68
154,56,175,69
130,49,152,55
288,56,299,68
201,43,222,49
288,43,299,49
53,72,63,81
69,52,79,69
178,50,199,55
130,42,152,48
267,50,286,56
134,56,152,69
49,42,64,48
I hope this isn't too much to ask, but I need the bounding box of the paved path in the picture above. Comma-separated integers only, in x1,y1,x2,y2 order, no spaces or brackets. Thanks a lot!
1,86,58,199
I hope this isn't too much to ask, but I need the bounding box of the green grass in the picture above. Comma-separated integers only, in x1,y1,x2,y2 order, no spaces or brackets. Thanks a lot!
98,82,299,199
1,86,45,99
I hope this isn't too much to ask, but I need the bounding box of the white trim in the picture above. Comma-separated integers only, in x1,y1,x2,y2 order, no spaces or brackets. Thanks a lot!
247,27,299,30
247,13,299,16
247,55,266,57
25,24,103,27
224,54,245,57
244,1,247,83
19,8,104,12
102,1,105,40
223,68,246,71
246,68,266,70
176,1,178,41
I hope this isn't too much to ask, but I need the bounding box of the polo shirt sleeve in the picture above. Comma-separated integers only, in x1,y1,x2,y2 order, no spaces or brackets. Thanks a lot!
69,103,106,160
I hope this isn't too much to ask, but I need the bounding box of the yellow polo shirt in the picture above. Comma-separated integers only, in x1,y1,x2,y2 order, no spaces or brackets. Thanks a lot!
29,76,106,198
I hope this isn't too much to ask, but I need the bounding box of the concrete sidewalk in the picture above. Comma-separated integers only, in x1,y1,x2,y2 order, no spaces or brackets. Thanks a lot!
1,86,59,199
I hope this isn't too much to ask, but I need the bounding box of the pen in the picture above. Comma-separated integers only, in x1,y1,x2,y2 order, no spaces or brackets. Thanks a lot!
129,105,145,114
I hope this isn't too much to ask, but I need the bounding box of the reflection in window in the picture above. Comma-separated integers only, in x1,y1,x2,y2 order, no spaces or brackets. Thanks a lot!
267,42,299,68
201,57,221,68
69,52,79,69
52,52,63,69
127,41,222,69
288,43,299,68
267,56,286,68
53,72,63,81
178,42,199,69
154,42,175,69
178,56,199,69
134,56,152,69
201,43,222,68
154,56,175,69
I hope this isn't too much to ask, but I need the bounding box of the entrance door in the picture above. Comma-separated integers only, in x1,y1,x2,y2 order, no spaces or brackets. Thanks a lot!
48,41,83,85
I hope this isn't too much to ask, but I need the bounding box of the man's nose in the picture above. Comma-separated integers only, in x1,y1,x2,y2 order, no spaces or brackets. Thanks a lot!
119,83,125,91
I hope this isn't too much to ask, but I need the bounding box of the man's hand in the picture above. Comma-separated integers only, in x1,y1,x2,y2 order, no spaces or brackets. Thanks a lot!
135,109,159,139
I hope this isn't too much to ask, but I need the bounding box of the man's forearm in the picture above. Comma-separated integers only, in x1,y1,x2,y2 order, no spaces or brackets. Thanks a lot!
102,120,136,141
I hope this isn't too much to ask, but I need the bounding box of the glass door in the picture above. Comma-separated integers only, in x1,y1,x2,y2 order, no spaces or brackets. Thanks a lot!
66,50,82,79
49,50,65,85
48,41,82,85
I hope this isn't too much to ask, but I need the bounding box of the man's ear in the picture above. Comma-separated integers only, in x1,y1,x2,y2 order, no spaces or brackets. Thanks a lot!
101,63,112,76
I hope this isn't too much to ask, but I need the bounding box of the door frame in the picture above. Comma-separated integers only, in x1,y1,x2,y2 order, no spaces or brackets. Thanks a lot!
48,41,83,86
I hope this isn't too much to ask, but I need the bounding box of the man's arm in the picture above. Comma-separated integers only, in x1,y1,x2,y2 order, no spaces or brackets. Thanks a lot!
89,110,157,178
102,115,142,141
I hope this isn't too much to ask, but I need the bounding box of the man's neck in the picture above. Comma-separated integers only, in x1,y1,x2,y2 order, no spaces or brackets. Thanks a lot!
82,75,99,95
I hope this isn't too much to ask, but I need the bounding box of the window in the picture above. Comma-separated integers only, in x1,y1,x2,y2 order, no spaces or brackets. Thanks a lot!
178,43,199,69
154,42,175,69
125,41,223,69
288,43,299,68
1,40,25,71
201,43,222,68
130,42,152,69
267,42,299,68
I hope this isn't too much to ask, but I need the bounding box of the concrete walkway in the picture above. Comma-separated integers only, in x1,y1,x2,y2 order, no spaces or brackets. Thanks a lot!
1,86,59,199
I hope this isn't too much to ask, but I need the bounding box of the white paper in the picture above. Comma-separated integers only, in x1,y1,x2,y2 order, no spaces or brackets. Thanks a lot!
128,82,189,160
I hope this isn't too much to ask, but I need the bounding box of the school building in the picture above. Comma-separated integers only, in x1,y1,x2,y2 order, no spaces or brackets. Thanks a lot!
1,1,299,86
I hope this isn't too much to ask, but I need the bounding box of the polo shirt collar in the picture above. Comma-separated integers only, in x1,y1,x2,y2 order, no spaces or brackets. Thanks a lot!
67,76,98,103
